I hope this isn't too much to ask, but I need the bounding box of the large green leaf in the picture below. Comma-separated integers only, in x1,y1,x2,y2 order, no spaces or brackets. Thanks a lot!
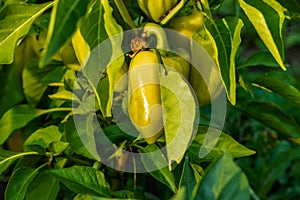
253,71,300,107
5,167,40,200
80,0,108,50
81,0,124,117
48,166,111,197
140,144,177,193
188,126,255,162
192,153,250,200
204,16,244,105
239,0,287,70
235,102,300,138
26,172,60,200
0,104,71,145
0,1,53,64
41,0,89,65
22,59,66,106
161,70,197,167
0,151,38,175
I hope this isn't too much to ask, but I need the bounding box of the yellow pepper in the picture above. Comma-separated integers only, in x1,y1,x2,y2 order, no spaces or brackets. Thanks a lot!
137,0,178,23
128,50,163,144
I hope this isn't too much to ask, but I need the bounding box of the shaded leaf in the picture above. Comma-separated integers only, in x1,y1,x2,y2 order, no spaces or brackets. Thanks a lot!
140,144,177,193
235,102,300,138
26,172,60,200
161,70,197,167
0,2,53,64
204,17,243,105
22,59,66,106
237,51,279,69
239,0,287,70
192,152,250,200
41,0,89,65
276,0,300,18
48,166,110,197
65,115,100,161
5,167,40,200
188,126,255,162
253,71,300,107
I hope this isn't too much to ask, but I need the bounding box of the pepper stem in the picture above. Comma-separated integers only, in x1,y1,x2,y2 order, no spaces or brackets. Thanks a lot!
142,23,170,51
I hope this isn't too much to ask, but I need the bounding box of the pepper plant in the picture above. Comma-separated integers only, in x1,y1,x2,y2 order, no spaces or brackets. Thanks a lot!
0,0,300,199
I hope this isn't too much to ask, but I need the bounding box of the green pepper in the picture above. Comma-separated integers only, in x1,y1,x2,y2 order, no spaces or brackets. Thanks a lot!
137,0,178,23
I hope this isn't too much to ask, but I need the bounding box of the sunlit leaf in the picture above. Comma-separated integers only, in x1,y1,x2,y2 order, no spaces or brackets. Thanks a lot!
239,0,287,70
161,70,197,167
204,16,243,105
0,151,38,175
0,2,53,64
188,126,255,162
0,104,71,145
24,125,62,153
41,0,89,65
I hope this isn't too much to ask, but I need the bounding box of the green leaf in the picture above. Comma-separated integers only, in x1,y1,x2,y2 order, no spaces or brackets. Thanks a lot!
140,144,177,193
0,64,24,116
239,0,287,70
48,90,75,102
81,0,124,117
237,51,279,69
26,172,60,200
22,59,66,106
253,71,300,107
188,126,255,162
235,102,300,138
192,153,250,200
65,116,100,161
5,167,40,200
0,151,38,175
276,0,300,18
24,125,62,153
41,0,89,65
171,187,186,200
48,166,110,197
0,2,53,64
179,157,203,199
204,16,244,105
161,70,197,167
0,104,71,145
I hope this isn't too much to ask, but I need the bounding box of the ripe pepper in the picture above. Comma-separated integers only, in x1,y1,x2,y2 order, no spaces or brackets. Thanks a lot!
137,0,178,23
169,8,223,107
128,23,192,144
128,50,163,144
